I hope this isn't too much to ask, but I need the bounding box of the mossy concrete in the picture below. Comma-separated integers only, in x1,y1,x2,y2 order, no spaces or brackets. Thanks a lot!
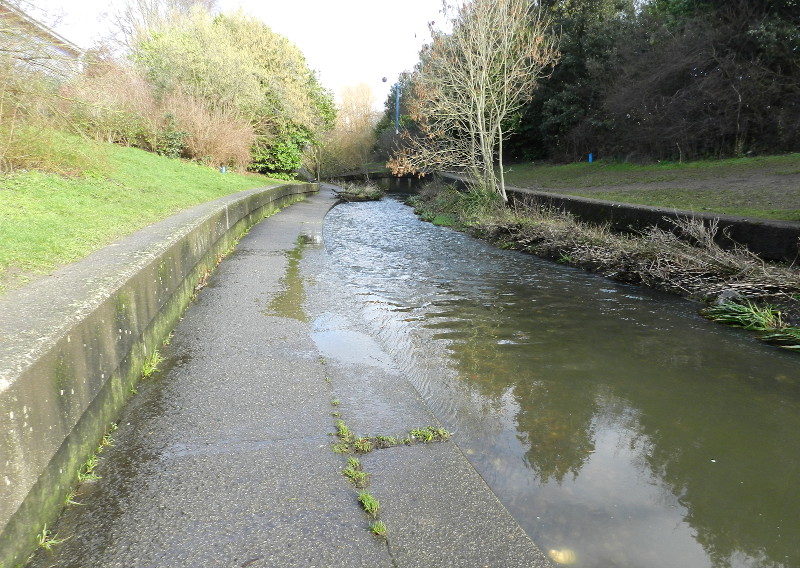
0,182,317,568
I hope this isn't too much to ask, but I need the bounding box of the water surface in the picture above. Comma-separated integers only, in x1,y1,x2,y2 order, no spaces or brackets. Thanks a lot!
323,192,800,568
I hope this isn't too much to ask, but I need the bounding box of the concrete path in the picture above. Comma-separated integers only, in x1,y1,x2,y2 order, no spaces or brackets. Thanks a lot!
27,188,550,568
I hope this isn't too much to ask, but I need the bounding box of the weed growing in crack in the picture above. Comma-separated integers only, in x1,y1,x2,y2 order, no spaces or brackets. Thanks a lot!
370,520,388,537
37,525,69,550
374,435,397,448
409,426,451,443
331,399,341,406
358,492,380,518
332,424,452,455
343,457,369,488
142,350,163,378
64,489,81,506
353,437,373,453
336,420,354,443
77,454,101,482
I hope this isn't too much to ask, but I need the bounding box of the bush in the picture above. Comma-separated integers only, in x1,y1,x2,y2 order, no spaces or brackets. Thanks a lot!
63,65,254,169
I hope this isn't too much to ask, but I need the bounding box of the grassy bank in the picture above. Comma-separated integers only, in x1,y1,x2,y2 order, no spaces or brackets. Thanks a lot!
502,154,800,221
409,182,800,349
0,132,287,294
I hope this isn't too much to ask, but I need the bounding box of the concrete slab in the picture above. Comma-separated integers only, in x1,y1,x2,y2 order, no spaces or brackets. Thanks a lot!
363,442,550,568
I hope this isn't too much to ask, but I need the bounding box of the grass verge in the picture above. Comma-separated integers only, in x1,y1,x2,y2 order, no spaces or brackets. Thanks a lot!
0,131,288,294
409,181,800,349
501,154,800,221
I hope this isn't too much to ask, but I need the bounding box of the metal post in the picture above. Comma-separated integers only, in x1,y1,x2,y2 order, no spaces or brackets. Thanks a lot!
395,82,401,135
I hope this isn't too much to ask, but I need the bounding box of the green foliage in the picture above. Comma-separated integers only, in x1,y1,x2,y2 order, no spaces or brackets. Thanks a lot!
132,9,335,176
508,0,800,161
149,113,187,159
701,301,783,331
409,426,451,443
358,492,380,518
37,525,68,550
370,520,388,536
343,457,369,488
336,420,353,443
353,437,373,453
77,453,101,482
142,349,163,378
760,327,800,350
0,133,282,295
250,128,309,177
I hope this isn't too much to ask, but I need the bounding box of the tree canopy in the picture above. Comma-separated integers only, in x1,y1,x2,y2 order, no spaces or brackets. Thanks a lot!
384,0,800,167
132,9,334,176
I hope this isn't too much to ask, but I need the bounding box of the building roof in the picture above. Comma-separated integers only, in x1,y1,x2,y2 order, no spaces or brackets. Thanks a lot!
0,1,83,60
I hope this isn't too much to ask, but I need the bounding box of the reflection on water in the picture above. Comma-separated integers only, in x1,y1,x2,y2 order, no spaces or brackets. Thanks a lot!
264,233,321,322
324,195,800,568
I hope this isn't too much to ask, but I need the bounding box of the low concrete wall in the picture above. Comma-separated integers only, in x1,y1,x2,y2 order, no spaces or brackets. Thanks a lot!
0,183,316,567
438,173,800,262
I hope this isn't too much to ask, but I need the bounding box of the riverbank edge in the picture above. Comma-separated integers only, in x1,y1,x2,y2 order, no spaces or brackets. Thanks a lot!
412,176,800,346
0,182,317,568
440,172,800,262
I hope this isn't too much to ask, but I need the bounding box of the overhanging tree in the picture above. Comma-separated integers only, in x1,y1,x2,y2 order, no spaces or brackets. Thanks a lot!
388,0,559,201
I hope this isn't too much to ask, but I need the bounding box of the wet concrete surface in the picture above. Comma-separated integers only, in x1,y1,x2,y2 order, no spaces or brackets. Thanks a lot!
27,187,550,568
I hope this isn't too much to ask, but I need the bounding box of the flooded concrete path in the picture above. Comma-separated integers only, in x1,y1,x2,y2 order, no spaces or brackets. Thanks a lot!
27,187,549,568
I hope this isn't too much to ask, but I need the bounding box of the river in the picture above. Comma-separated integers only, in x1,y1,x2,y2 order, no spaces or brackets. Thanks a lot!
322,186,800,568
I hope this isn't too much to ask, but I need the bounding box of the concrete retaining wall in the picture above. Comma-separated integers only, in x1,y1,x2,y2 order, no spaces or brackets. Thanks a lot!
0,183,316,567
438,173,800,262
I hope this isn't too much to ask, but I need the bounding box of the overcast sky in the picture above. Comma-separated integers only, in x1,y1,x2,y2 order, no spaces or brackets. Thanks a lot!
22,0,444,107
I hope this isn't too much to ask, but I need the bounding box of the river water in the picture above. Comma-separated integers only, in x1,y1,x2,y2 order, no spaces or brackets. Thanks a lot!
322,188,800,568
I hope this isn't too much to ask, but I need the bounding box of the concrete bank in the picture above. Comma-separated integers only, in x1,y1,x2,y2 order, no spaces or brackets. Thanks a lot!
23,186,551,568
439,173,800,262
0,182,315,567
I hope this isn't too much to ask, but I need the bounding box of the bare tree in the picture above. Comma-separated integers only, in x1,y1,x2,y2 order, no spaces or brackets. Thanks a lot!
321,83,379,176
109,0,216,50
389,0,558,201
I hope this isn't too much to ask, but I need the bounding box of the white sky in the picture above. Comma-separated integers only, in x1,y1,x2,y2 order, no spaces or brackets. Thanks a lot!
21,0,445,108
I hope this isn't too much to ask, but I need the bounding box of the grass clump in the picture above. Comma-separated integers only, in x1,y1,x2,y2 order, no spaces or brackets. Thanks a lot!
77,454,101,482
353,437,374,453
370,520,388,537
37,524,68,551
702,300,800,348
409,426,451,443
701,301,783,330
332,423,452,455
760,327,800,349
343,457,369,488
336,420,353,443
64,489,81,506
358,491,380,518
141,350,163,378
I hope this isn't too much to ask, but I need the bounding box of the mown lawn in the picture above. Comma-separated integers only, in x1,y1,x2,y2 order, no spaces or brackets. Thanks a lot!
0,133,287,294
502,154,800,221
